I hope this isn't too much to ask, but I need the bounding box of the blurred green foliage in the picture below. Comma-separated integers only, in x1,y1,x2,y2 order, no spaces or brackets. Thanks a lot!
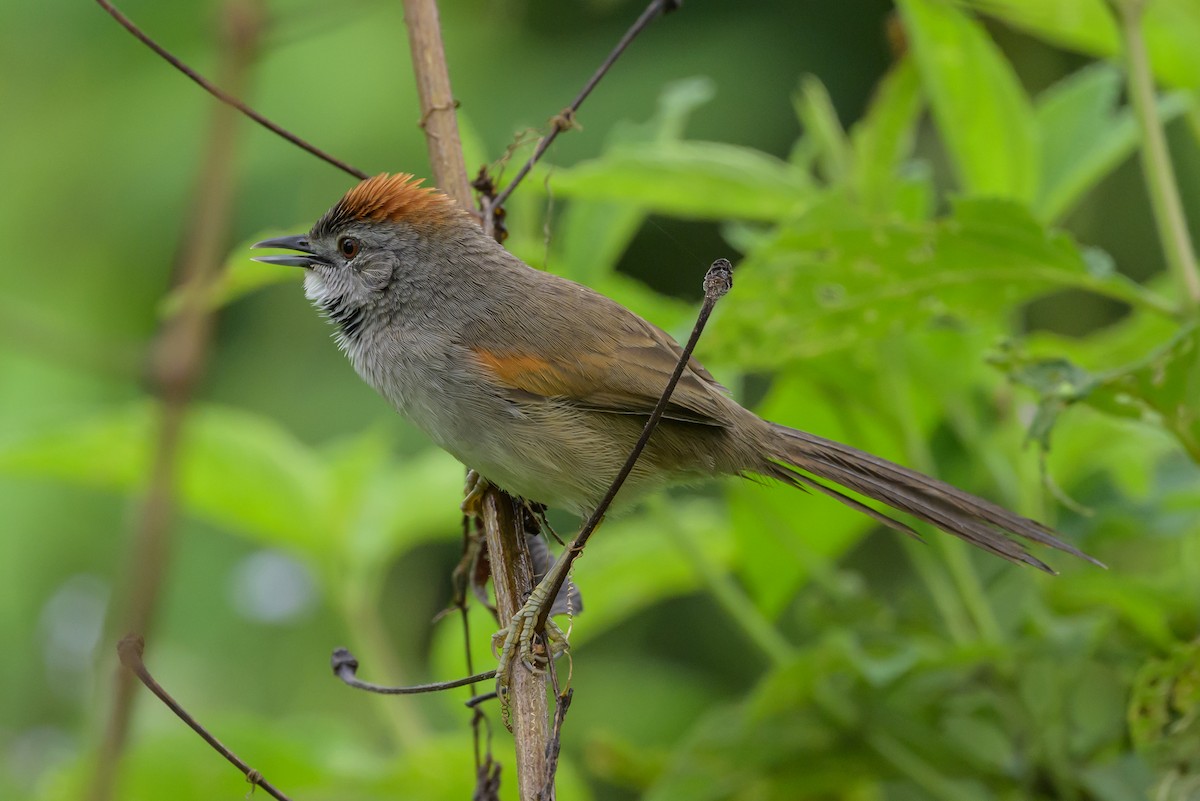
2,1,1199,800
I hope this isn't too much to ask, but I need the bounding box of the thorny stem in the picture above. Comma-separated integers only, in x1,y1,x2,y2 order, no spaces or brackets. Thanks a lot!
117,636,293,801
1114,0,1200,312
90,4,260,800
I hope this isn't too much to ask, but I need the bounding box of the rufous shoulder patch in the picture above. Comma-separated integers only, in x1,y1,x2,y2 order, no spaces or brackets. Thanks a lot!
473,349,554,385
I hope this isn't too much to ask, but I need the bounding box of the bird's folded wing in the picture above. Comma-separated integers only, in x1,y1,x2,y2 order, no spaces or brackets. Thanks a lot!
465,314,732,428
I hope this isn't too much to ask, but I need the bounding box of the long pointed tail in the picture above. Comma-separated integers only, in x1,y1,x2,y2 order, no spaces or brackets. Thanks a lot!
762,423,1103,573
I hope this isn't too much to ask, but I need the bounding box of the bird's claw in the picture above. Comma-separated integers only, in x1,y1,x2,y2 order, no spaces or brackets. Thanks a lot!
493,596,569,729
461,470,490,516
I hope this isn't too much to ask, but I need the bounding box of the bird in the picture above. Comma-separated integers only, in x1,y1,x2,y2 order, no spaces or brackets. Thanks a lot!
252,172,1100,576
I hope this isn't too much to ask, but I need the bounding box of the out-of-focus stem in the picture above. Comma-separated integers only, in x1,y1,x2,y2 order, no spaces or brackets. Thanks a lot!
89,3,263,800
1116,0,1200,313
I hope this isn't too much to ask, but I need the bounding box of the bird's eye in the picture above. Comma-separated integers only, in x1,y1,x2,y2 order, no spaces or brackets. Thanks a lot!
338,237,359,259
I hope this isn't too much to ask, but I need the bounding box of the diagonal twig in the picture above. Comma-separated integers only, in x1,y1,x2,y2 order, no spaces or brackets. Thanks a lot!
488,0,682,212
118,636,294,801
95,0,368,180
533,258,733,634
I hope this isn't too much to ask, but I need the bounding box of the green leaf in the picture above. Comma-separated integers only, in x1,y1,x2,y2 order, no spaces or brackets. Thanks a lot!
999,325,1200,462
554,78,719,284
711,196,1168,368
0,401,329,551
963,0,1117,54
964,0,1200,89
1035,62,1192,222
1088,325,1200,462
1129,641,1200,770
342,447,466,567
898,0,1038,201
793,75,850,185
1078,755,1157,801
849,55,927,215
727,369,898,617
549,140,815,222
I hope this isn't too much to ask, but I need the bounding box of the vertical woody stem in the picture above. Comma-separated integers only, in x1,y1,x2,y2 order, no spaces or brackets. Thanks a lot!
401,2,549,797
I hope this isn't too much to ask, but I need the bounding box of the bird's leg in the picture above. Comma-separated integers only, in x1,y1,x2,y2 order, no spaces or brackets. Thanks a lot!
492,544,575,725
460,469,490,516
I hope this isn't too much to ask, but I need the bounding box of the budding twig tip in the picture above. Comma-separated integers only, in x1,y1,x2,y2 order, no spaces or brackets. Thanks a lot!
704,258,734,301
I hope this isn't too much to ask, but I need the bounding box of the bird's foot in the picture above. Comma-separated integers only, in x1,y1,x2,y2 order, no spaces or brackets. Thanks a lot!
460,470,491,516
492,588,569,729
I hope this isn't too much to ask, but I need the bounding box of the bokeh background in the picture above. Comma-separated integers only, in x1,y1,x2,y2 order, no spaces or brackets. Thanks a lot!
2,1,1199,799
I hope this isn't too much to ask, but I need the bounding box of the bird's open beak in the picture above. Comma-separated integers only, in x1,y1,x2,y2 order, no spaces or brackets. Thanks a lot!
251,234,326,268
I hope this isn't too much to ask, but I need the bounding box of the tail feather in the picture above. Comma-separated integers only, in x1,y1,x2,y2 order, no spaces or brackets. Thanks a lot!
764,423,1103,572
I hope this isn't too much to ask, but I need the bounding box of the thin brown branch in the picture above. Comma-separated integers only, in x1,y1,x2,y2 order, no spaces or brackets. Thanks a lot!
89,4,261,799
539,661,573,801
117,636,294,801
471,708,502,801
95,0,368,180
489,0,682,210
331,647,497,693
533,259,733,634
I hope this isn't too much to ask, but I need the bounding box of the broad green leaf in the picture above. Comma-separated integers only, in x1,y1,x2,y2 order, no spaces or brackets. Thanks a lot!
647,693,866,801
898,0,1039,201
850,55,927,215
728,477,866,619
940,713,1017,773
964,0,1200,88
999,325,1200,462
549,140,815,222
1035,62,1191,222
649,641,998,801
793,75,850,185
710,196,1170,368
1078,755,1157,801
0,402,329,551
555,77,718,285
1088,325,1200,462
964,0,1117,53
